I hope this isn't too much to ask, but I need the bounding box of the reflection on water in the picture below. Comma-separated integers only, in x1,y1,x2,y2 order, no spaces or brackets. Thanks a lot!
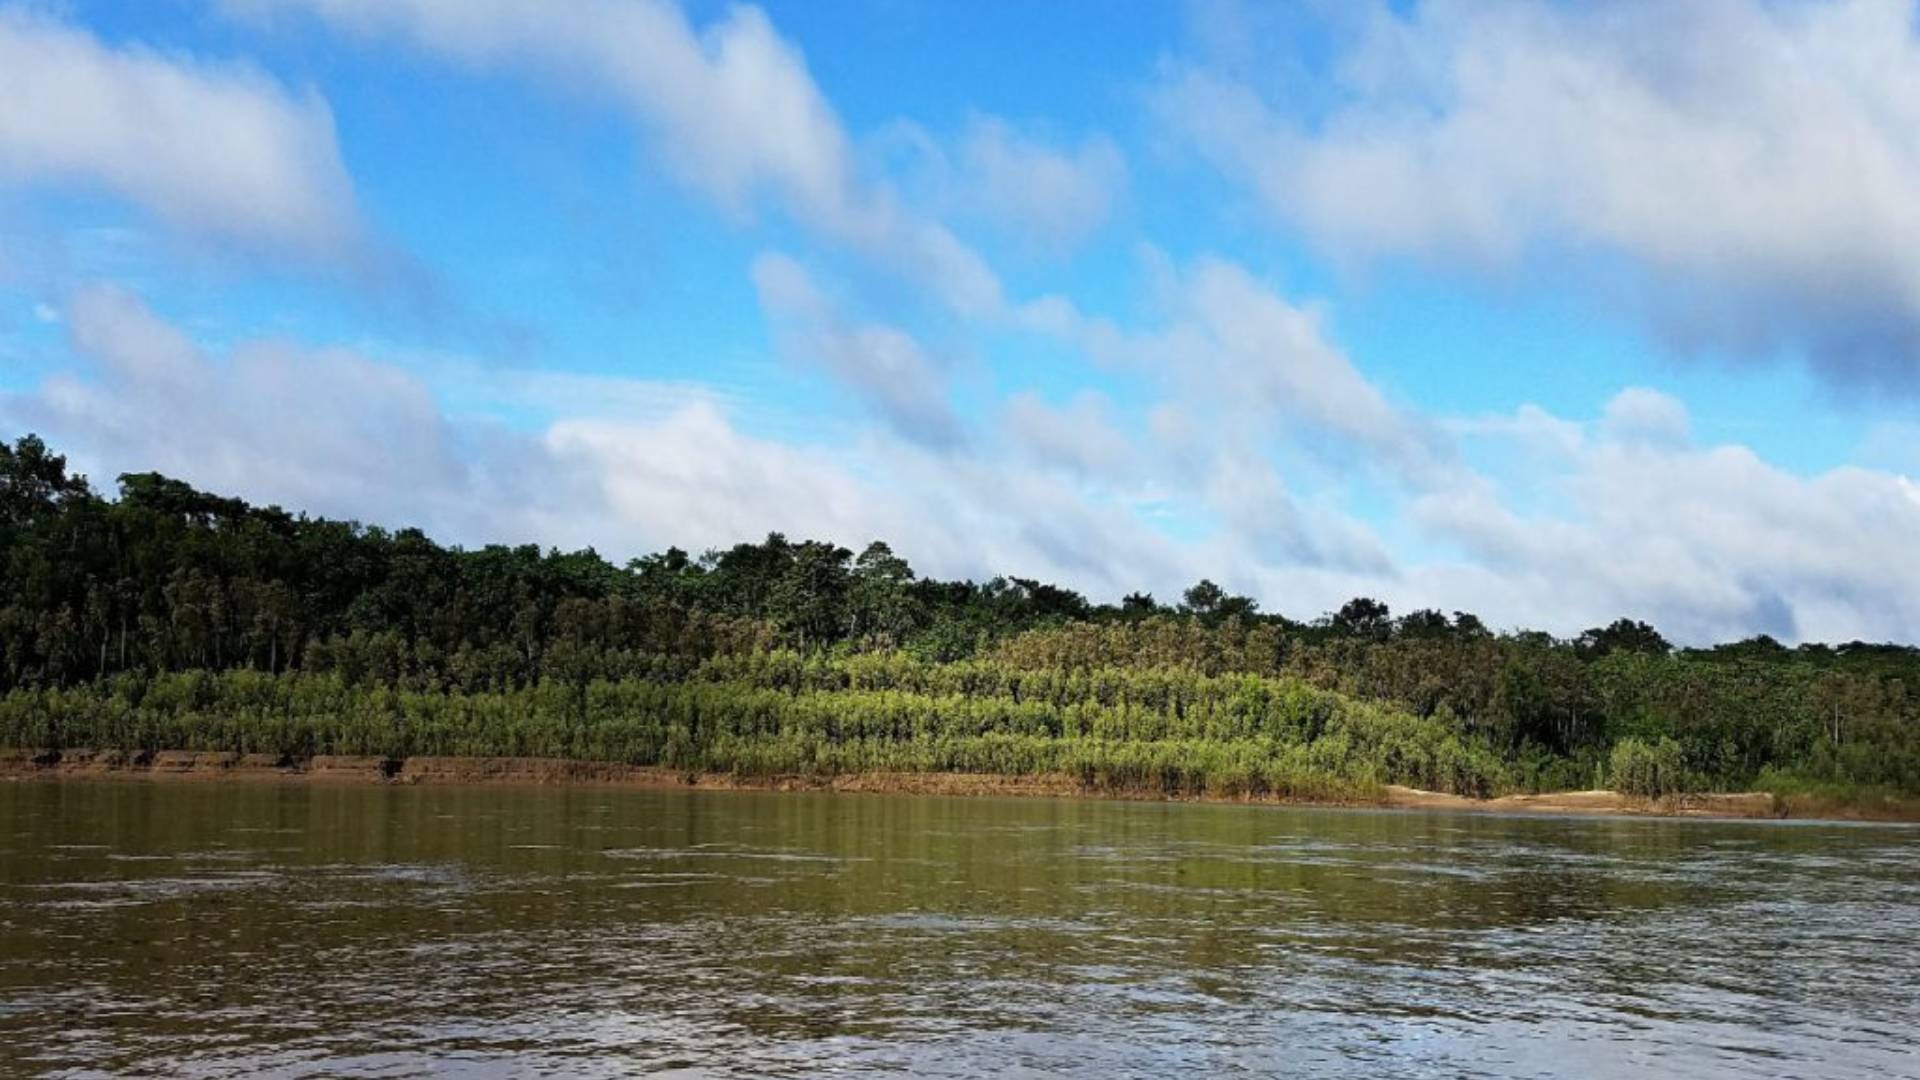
1,781,1916,1077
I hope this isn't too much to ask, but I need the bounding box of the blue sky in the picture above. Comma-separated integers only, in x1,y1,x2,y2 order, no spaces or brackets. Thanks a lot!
2,0,1919,644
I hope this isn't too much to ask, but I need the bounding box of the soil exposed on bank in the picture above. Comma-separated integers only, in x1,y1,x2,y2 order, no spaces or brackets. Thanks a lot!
2,748,1911,822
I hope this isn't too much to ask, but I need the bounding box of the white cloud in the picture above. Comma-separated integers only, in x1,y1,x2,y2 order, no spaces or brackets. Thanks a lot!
1173,259,1445,480
548,406,896,551
26,285,489,533
1001,391,1135,480
12,0,1916,648
0,282,1185,597
1155,0,1920,387
1419,395,1920,643
1202,429,1398,575
958,117,1125,251
751,253,964,448
13,280,1920,644
1900,475,1920,511
556,415,1187,596
1601,387,1691,448
1035,255,1449,488
1019,253,1920,640
877,113,1126,256
1016,254,1463,577
0,8,362,260
228,0,1003,314
1443,403,1585,460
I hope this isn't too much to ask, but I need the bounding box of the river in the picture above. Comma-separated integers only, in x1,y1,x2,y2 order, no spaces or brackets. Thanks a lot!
1,781,1916,1077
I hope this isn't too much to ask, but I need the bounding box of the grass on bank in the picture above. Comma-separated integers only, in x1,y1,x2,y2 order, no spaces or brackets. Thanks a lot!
0,667,1521,802
0,665,1905,813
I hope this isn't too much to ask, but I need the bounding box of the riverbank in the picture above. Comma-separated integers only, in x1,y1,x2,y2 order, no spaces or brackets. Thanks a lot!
7,747,1913,822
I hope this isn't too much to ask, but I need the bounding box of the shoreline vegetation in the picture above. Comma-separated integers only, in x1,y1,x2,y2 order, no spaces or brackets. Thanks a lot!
4,665,1917,821
2,433,1917,823
8,748,1897,822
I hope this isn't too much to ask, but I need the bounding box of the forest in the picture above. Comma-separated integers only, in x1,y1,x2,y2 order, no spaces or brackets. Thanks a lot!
2,433,1915,807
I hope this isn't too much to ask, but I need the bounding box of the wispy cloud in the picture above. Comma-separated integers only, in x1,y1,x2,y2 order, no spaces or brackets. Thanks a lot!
959,117,1126,252
1417,388,1920,642
9,1,1920,646
751,252,965,449
227,0,1005,315
12,280,1920,643
1155,0,1920,390
886,115,1127,254
0,8,363,262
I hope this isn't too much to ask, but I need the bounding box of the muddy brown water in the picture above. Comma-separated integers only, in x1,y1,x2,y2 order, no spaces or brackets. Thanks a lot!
1,781,1916,1078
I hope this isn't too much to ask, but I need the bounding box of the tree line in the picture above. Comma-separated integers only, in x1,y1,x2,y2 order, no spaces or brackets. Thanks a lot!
2,433,1914,802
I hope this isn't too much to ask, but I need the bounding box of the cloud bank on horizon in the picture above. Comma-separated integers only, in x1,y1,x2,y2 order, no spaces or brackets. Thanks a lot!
2,0,1918,645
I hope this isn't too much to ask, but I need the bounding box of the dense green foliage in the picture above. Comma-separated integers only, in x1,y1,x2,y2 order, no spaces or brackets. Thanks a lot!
1,666,1479,799
2,433,1916,800
1608,738,1688,798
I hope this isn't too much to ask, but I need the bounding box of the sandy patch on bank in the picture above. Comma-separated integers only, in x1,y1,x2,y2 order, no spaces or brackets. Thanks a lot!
1382,785,1777,818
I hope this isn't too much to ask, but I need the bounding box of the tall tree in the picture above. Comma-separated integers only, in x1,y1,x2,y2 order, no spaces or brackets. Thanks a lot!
0,434,92,527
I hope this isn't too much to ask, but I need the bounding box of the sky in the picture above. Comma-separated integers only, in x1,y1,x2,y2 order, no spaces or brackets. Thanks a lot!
2,0,1919,645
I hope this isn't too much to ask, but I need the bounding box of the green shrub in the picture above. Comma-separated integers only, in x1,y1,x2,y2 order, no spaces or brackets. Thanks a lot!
1610,736,1688,797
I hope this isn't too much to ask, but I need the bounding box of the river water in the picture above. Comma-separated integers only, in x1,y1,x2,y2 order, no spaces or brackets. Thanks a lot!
1,781,1916,1078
